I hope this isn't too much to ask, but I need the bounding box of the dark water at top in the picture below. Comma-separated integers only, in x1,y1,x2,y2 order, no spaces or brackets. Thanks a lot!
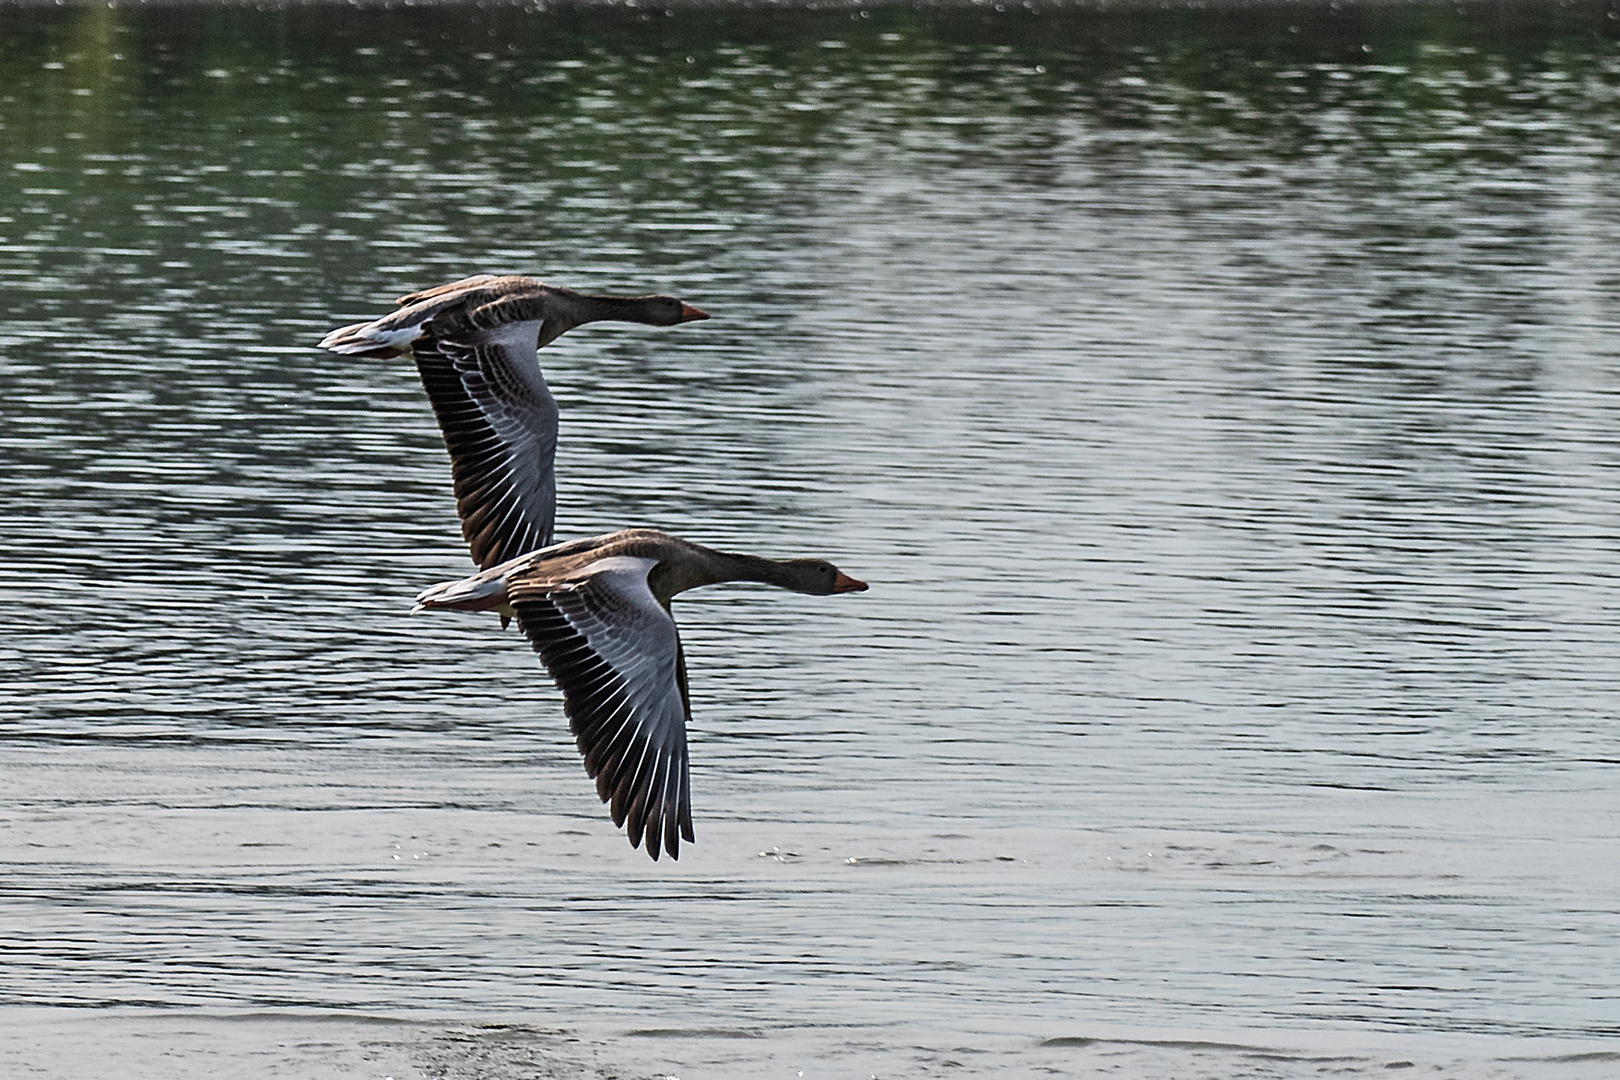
2,3,1618,1077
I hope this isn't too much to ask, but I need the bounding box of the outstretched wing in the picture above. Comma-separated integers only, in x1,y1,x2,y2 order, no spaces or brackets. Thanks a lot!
509,555,694,860
413,318,559,570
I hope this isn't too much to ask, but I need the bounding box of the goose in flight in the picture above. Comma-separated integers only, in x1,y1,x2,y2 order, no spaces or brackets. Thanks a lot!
319,275,709,569
414,528,868,860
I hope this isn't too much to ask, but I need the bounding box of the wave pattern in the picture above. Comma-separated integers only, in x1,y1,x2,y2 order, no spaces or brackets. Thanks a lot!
2,4,1618,1077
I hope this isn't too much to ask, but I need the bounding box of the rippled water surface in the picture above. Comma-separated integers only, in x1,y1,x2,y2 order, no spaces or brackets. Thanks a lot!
3,2,1619,1076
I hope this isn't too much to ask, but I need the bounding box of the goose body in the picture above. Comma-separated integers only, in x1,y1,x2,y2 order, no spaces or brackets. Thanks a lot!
319,276,708,569
414,528,868,860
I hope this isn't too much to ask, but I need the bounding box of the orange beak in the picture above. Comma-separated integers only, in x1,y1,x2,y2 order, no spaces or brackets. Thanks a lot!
832,572,868,594
678,303,710,323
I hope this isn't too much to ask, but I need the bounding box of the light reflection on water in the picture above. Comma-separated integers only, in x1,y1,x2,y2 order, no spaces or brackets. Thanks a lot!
2,3,1618,1077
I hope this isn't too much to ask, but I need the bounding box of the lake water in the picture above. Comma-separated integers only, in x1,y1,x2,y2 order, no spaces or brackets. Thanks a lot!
2,2,1619,1077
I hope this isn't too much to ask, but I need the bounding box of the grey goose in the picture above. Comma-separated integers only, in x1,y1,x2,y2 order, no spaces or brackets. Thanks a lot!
415,528,868,860
319,275,709,569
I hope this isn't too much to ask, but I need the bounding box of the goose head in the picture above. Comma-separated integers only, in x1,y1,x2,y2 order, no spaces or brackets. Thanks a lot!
631,295,710,326
778,558,869,596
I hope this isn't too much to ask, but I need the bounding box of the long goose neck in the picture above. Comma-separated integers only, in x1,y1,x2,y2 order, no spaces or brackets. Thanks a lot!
569,293,667,326
657,544,800,599
710,550,802,589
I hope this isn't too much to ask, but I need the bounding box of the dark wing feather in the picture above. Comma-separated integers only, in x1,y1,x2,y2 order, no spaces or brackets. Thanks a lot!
510,555,693,860
412,319,559,569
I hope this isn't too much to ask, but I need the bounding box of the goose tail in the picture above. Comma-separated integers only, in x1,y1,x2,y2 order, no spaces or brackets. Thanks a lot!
413,569,511,614
317,319,418,358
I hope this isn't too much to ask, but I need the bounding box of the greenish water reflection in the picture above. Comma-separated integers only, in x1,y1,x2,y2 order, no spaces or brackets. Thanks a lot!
4,4,1617,296
3,5,1620,1062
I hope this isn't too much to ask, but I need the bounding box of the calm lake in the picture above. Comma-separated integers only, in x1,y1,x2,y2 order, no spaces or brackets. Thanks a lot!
2,2,1618,1076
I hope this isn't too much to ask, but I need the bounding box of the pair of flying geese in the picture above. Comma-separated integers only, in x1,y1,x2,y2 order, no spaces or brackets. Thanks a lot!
319,276,866,861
